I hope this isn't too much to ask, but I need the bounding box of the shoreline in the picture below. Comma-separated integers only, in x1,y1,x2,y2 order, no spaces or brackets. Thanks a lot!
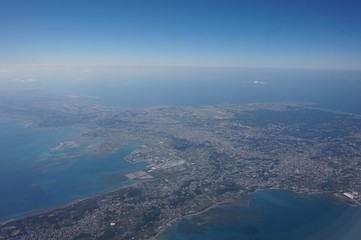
2,185,357,227
0,142,147,226
1,186,359,239
150,188,360,240
150,197,250,240
0,182,135,226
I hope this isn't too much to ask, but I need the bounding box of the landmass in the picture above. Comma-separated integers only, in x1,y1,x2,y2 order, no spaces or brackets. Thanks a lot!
0,92,360,239
51,141,80,151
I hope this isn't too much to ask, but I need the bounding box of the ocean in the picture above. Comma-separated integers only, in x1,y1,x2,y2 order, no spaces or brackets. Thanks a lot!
79,68,361,114
0,119,147,222
1,67,361,114
159,190,361,240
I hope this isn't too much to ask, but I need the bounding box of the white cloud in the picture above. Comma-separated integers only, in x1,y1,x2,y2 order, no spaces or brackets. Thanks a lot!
253,80,266,85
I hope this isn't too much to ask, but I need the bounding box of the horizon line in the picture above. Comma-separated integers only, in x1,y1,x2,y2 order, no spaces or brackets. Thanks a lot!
0,63,360,72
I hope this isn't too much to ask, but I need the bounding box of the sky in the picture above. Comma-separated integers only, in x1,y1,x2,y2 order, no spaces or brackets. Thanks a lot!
1,0,361,69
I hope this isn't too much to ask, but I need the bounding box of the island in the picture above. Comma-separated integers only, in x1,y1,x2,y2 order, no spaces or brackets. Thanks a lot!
0,92,360,240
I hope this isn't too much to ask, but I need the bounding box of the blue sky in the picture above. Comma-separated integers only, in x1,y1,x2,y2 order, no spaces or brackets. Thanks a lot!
1,0,361,69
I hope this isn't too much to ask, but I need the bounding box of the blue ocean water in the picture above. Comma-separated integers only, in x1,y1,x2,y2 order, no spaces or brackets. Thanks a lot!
159,190,361,240
2,68,360,113
40,68,361,114
0,119,146,222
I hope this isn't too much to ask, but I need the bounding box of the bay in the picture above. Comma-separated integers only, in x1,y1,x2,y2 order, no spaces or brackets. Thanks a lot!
159,190,361,240
0,119,146,222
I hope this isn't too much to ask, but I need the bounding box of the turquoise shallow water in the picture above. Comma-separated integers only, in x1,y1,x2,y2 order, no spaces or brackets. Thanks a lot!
159,190,361,240
0,119,146,222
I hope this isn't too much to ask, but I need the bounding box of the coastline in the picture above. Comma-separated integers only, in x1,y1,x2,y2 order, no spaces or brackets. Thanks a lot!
149,193,251,240
0,141,147,226
150,187,361,240
3,186,358,235
150,197,250,240
0,180,136,226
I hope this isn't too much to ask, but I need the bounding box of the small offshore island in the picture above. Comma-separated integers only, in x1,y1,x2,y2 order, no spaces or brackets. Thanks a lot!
50,141,81,151
0,92,361,240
